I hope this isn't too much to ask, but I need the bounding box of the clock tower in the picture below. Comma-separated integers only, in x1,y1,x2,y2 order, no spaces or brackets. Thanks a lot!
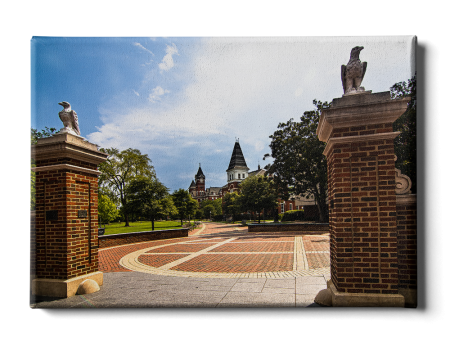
195,164,206,199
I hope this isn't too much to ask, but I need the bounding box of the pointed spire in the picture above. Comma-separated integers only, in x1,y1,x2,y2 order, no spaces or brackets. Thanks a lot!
195,166,205,179
227,140,248,170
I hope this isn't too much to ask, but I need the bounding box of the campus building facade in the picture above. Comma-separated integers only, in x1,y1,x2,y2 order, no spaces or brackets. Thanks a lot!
188,140,298,215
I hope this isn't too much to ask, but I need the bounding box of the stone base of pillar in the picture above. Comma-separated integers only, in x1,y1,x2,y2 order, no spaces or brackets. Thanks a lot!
399,288,417,308
315,280,405,307
32,271,103,298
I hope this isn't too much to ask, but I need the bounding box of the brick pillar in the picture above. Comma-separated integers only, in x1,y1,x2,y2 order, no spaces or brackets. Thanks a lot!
31,133,108,298
316,91,409,306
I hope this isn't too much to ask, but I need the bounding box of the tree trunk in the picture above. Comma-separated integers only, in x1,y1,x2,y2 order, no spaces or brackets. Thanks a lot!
258,211,261,224
152,218,155,231
124,213,130,227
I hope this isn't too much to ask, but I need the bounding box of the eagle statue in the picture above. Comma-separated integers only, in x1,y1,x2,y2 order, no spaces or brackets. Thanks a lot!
58,101,80,136
341,46,367,95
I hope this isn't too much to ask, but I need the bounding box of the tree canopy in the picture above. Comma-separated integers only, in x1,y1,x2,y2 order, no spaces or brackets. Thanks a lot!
237,175,278,223
264,100,329,222
200,199,222,219
126,176,176,230
98,147,155,226
222,192,240,221
171,189,198,224
98,195,119,225
391,74,416,193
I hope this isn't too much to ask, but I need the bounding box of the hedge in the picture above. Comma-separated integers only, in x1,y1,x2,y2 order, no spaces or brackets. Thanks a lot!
280,210,305,222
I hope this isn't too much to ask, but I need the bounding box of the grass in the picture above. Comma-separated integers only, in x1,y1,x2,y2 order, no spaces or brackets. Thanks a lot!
102,220,184,235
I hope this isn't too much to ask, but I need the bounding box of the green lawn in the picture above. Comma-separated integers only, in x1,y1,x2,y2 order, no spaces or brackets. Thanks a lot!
102,220,185,235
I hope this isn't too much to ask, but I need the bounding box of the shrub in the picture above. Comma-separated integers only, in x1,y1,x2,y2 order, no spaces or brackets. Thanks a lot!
280,210,305,222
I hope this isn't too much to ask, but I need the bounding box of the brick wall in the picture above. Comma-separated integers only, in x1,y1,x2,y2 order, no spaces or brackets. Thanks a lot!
30,211,36,279
99,229,189,248
396,195,417,306
328,123,399,295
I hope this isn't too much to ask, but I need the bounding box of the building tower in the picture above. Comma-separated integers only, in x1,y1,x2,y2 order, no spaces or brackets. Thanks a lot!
195,164,206,200
226,140,249,192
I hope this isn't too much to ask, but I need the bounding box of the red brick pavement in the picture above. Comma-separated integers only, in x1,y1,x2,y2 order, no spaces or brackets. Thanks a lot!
98,222,330,274
99,237,189,272
138,254,190,268
209,242,294,252
171,253,294,273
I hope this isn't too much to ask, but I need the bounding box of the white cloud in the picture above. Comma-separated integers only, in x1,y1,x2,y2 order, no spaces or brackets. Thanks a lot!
158,43,178,71
148,86,170,102
133,42,155,56
88,37,415,190
133,90,140,96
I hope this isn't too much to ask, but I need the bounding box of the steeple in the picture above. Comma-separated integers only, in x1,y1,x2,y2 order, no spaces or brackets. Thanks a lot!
227,140,248,171
195,163,205,179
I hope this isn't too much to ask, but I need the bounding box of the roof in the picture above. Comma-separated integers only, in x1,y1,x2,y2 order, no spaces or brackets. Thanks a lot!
189,180,196,188
227,141,249,171
247,168,266,178
195,166,205,179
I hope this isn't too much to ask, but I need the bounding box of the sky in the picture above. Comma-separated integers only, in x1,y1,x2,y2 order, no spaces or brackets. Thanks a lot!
31,36,415,192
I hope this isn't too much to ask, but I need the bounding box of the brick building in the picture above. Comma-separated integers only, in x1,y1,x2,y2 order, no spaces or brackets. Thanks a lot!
188,140,297,214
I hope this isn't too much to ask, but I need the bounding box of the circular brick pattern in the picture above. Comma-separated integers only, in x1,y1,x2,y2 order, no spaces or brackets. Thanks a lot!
99,222,330,278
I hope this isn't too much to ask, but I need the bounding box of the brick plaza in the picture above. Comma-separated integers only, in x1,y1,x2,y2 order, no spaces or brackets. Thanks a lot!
99,222,330,278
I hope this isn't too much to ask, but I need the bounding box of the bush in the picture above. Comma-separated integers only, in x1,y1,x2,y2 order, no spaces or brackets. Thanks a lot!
212,215,224,222
280,210,305,222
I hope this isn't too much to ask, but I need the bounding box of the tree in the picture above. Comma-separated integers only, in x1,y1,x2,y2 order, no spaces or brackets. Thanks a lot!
200,199,222,219
237,175,278,223
264,100,329,222
98,195,119,225
31,127,57,210
391,74,416,193
126,177,176,231
222,192,240,221
98,148,155,227
171,189,198,225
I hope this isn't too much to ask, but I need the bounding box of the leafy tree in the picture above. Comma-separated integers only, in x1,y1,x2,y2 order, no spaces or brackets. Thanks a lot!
31,127,57,210
98,195,119,225
391,74,416,193
200,199,222,219
126,177,176,231
237,175,278,223
222,192,240,221
98,148,155,227
264,100,329,222
171,189,198,225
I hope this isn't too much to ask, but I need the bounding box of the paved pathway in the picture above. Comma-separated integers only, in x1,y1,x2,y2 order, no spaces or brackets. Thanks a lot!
102,222,330,278
32,222,330,308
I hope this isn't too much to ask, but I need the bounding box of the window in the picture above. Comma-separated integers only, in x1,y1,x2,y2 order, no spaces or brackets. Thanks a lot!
290,204,293,210
281,203,285,213
238,174,241,179
243,174,245,178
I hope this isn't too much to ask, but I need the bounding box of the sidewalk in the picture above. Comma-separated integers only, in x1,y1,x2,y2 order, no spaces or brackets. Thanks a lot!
31,272,326,308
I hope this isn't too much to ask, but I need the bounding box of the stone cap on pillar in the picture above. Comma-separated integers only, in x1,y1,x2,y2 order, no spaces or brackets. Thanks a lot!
317,91,410,143
31,133,108,166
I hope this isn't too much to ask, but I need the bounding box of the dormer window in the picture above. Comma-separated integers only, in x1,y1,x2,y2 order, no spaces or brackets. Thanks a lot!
238,174,241,179
242,174,245,178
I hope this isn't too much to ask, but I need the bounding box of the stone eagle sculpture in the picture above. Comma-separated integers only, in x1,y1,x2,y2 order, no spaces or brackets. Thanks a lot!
341,46,367,95
58,101,80,136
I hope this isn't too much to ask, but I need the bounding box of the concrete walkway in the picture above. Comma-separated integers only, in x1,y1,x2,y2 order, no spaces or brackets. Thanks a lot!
31,222,329,308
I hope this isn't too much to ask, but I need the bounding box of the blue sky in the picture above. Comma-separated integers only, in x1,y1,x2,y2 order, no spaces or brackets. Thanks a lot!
31,36,415,192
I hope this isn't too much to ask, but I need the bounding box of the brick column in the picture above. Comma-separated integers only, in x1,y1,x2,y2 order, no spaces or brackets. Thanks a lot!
31,133,108,298
316,91,409,306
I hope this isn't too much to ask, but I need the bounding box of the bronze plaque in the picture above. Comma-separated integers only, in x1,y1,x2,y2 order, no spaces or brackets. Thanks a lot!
46,210,58,221
78,210,88,218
